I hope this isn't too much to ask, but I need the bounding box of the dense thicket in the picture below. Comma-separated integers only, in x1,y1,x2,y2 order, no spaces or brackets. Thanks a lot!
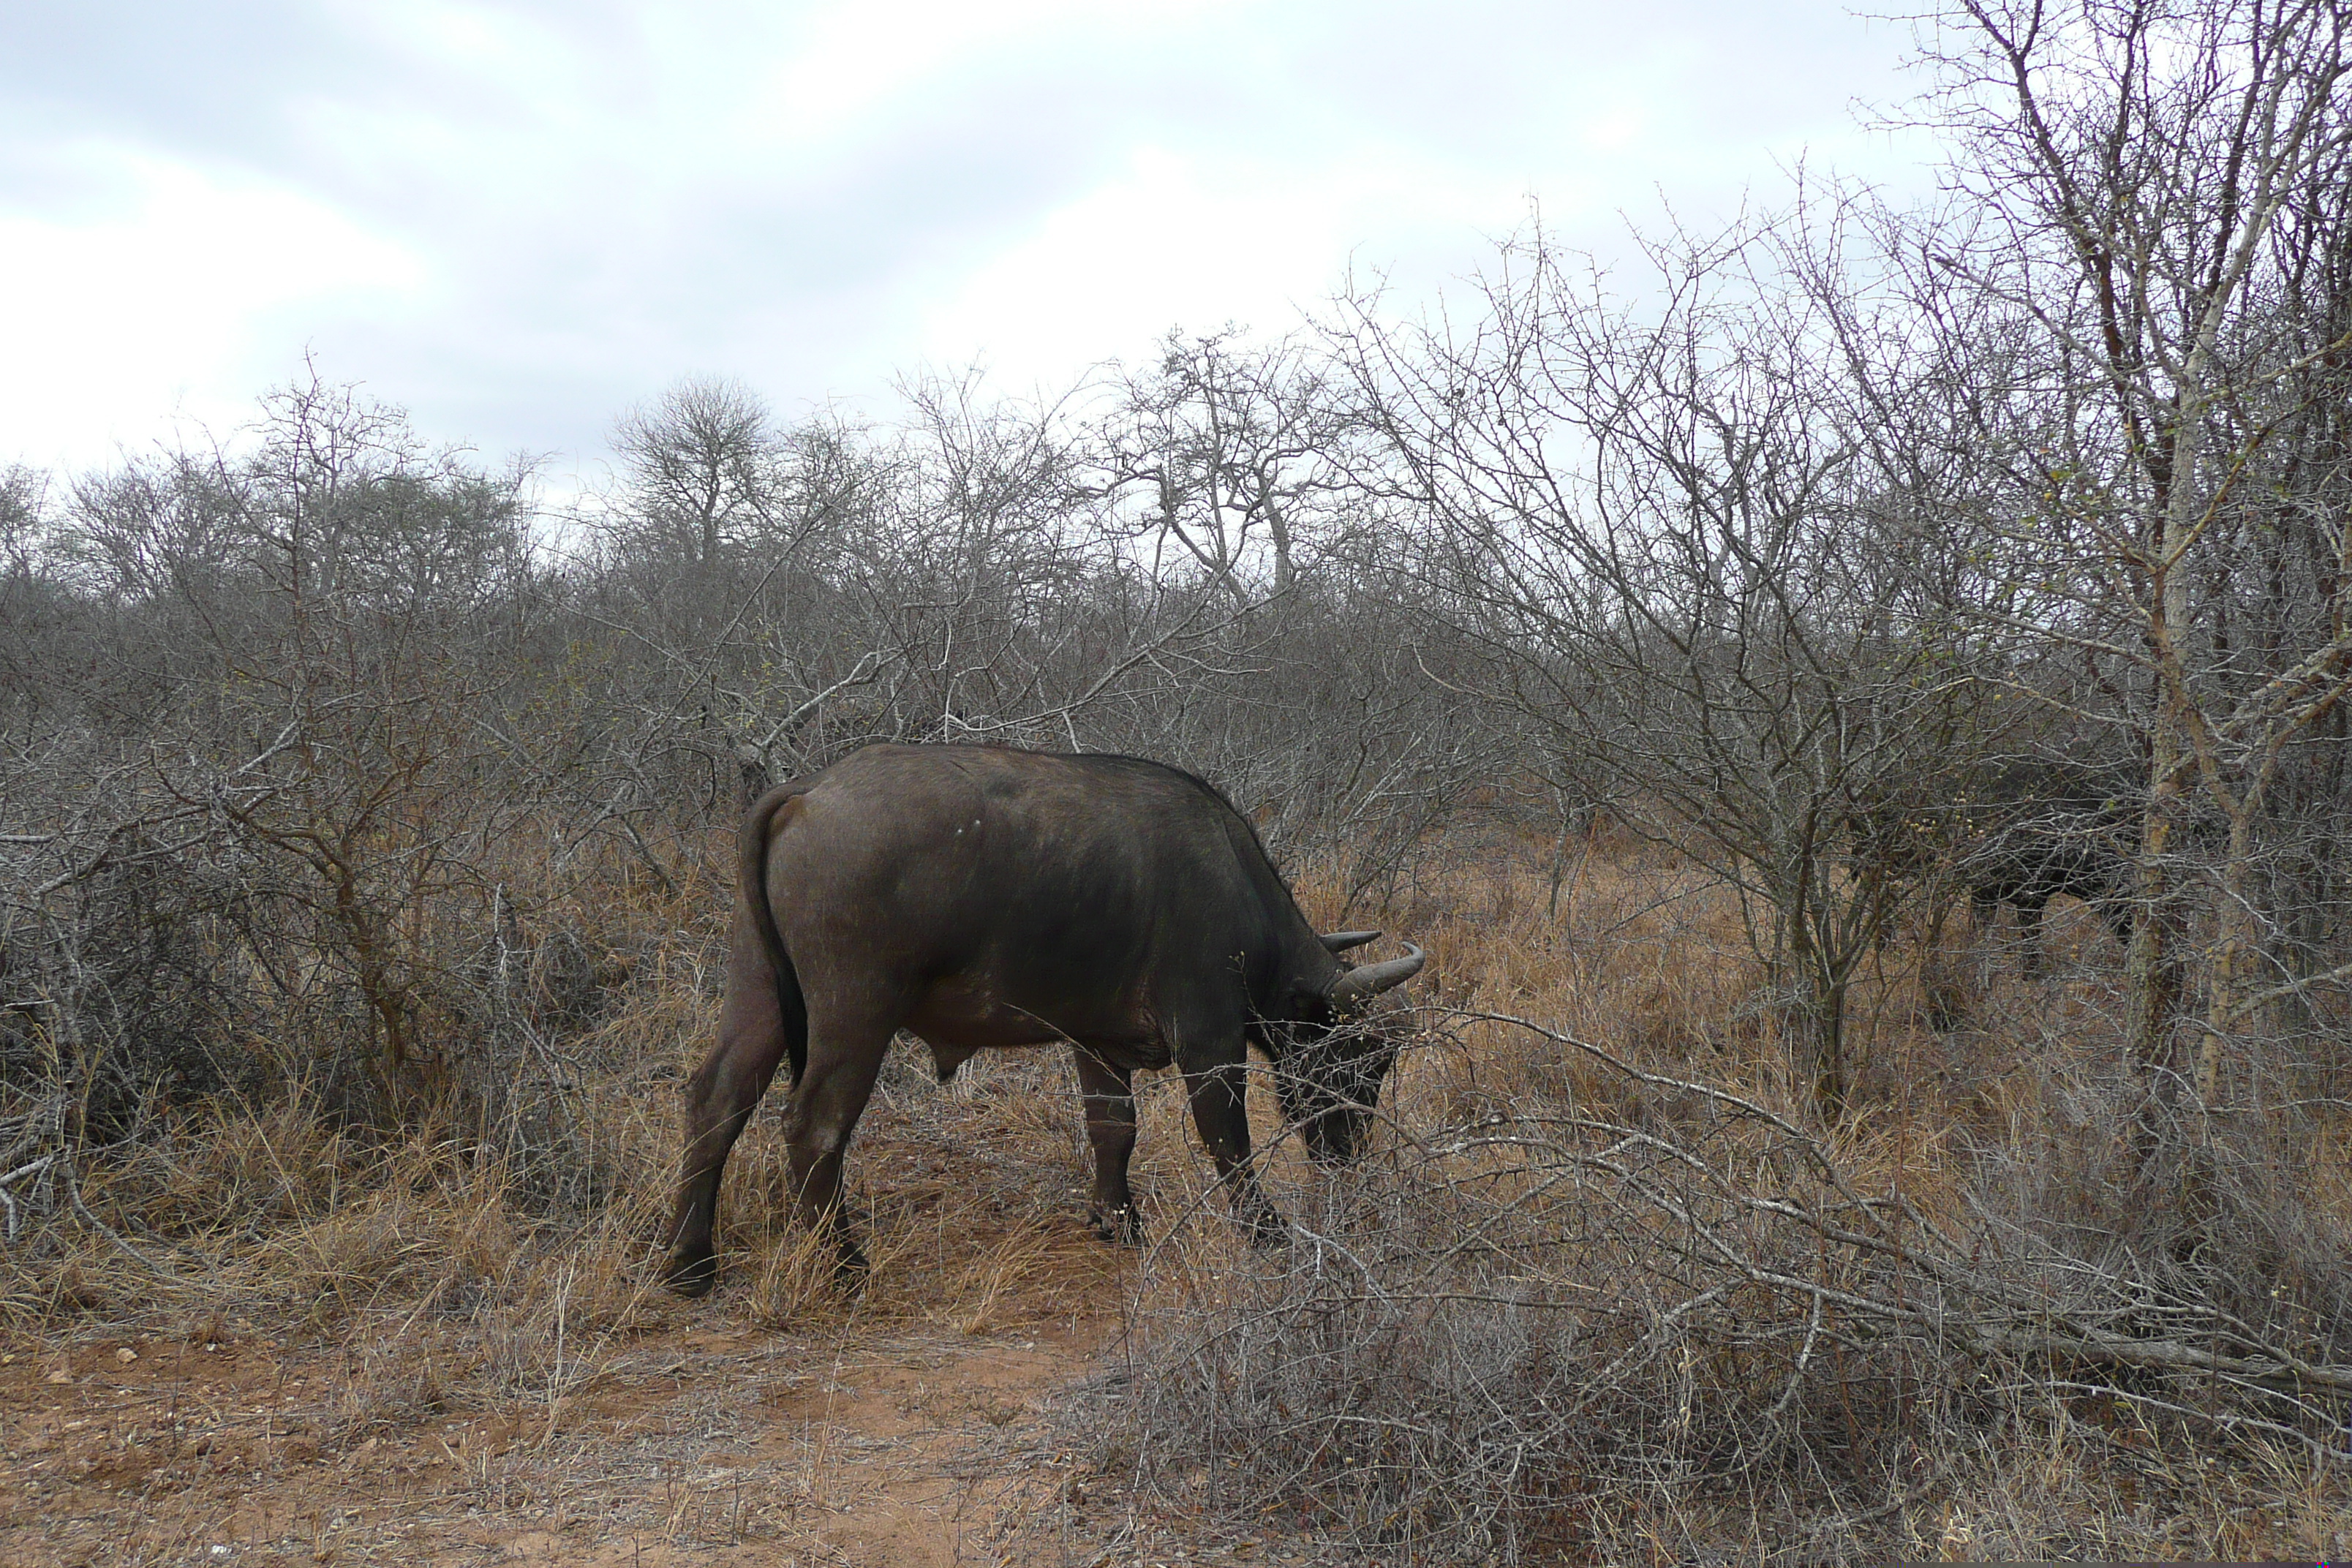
4,0,2350,1149
0,357,1507,1148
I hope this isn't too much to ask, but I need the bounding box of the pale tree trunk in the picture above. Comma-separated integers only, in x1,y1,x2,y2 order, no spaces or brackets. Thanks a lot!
2201,810,2264,1102
2130,523,2196,1082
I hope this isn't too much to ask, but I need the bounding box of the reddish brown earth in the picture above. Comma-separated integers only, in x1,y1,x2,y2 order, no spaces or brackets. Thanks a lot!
0,1068,1335,1567
1,1279,1126,1566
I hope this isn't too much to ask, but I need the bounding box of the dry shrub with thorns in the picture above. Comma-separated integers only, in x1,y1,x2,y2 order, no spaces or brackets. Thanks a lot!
1058,981,2352,1563
0,845,714,1430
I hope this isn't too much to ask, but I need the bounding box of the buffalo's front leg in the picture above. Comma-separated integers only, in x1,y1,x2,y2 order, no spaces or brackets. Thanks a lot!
1074,1048,1142,1242
664,912,793,1294
1183,1055,1284,1242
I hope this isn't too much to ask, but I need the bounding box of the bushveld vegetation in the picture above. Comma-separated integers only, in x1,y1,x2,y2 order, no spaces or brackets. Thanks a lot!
6,0,2352,1560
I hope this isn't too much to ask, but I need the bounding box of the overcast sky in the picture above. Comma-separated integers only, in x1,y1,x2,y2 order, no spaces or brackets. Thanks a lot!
1,1,1933,482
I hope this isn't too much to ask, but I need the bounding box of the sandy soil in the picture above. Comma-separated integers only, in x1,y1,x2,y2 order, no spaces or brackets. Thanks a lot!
1,1269,1130,1567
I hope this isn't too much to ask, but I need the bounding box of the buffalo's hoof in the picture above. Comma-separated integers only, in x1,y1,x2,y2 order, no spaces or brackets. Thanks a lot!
1088,1205,1144,1245
661,1248,718,1297
832,1241,871,1288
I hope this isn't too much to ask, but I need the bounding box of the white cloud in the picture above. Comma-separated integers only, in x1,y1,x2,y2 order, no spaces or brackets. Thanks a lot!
747,0,1223,152
919,139,1526,388
0,141,423,464
0,1,1934,473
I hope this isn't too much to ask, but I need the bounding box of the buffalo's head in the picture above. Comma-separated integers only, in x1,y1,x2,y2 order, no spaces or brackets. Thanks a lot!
1273,932,1425,1164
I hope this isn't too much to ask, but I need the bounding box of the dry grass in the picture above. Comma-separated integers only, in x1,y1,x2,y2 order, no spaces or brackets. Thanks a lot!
1014,834,2352,1564
5,821,2351,1563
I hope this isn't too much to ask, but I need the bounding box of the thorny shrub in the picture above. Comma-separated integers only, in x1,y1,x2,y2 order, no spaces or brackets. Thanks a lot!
1058,1005,2352,1564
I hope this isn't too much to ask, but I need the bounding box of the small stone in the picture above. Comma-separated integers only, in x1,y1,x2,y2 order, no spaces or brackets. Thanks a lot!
116,1347,138,1365
46,1368,71,1385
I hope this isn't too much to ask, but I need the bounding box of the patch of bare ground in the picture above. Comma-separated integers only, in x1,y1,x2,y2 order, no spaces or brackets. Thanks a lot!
0,923,1174,1568
0,1315,1093,1567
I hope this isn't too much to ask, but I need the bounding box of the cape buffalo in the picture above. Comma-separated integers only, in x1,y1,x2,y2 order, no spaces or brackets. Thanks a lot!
661,743,1427,1293
1853,760,2141,979
1958,762,2138,979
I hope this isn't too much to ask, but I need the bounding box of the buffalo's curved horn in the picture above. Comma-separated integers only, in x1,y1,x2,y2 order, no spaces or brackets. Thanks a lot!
1320,930,1382,954
1327,942,1426,1013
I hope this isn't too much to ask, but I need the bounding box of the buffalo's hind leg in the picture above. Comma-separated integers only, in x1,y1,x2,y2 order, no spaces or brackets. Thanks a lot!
664,911,800,1294
782,1007,896,1281
1074,1048,1142,1243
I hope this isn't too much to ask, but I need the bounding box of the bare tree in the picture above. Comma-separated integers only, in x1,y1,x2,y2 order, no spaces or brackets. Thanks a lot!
43,374,540,1111
604,375,802,577
1102,331,1368,602
1908,0,2352,1093
1335,203,1993,1116
0,467,75,744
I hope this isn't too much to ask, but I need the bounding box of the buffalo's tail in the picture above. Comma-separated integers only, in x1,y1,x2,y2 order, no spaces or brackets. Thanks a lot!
739,782,814,1088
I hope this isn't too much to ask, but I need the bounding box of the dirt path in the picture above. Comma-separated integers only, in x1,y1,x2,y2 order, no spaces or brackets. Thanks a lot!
1,1296,1121,1566
0,1061,1333,1565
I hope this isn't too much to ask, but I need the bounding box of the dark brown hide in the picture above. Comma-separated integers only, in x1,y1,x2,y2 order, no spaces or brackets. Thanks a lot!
1959,764,2137,979
661,744,1425,1292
